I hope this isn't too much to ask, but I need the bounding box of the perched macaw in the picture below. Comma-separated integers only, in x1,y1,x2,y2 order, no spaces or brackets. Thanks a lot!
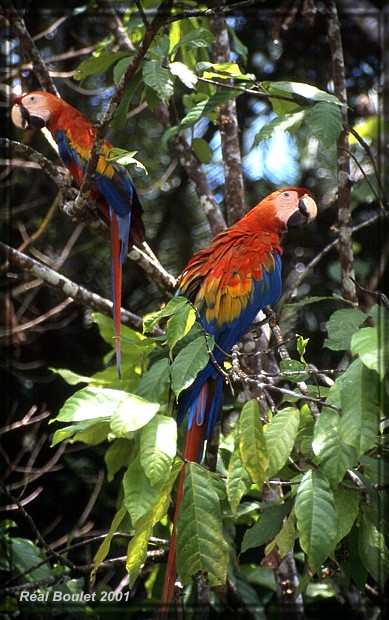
11,91,145,378
161,188,317,614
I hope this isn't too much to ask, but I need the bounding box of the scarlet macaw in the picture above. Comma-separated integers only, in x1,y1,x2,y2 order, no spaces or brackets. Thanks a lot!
161,187,317,614
11,91,145,378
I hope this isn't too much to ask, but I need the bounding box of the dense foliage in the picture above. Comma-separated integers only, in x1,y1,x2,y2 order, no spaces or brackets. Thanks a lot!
1,1,387,618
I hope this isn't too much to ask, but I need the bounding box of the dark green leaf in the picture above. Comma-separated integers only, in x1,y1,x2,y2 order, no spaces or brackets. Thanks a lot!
265,407,300,477
253,109,307,146
295,470,336,572
306,102,343,148
176,463,229,587
126,459,183,584
241,502,291,553
170,335,212,397
227,438,252,515
142,60,174,102
351,320,389,379
312,408,358,486
358,508,389,589
338,360,379,455
279,359,310,382
192,137,214,164
239,400,269,488
333,488,360,546
74,51,131,81
172,27,215,53
324,308,367,351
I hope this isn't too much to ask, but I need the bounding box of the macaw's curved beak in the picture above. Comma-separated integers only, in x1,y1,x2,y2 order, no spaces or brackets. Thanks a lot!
11,102,46,131
287,194,317,229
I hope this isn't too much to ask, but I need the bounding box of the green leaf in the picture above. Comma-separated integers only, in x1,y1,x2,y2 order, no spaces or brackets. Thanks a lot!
51,421,109,447
104,438,135,482
253,109,307,146
126,459,183,584
358,508,389,589
265,407,300,477
53,386,121,423
338,360,379,455
306,102,343,148
140,415,177,486
295,470,336,572
142,60,174,102
2,537,53,582
227,438,252,516
111,72,143,131
123,454,170,525
197,61,255,81
267,510,297,559
192,137,214,164
49,367,92,385
169,61,198,88
241,501,291,553
351,320,389,379
163,89,241,145
106,148,147,173
279,359,310,382
167,300,196,356
323,308,366,351
172,27,215,53
176,463,229,587
144,296,188,332
110,394,160,437
170,335,212,397
149,34,170,60
312,408,358,486
75,51,130,81
92,504,127,582
136,358,170,401
264,80,343,106
239,400,269,488
333,488,360,546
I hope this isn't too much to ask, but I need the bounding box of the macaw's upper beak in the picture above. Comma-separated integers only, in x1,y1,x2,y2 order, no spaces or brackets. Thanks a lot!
287,194,317,229
11,102,46,131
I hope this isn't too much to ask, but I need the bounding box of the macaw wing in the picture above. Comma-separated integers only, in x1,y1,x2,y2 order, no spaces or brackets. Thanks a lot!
55,129,87,186
177,237,283,434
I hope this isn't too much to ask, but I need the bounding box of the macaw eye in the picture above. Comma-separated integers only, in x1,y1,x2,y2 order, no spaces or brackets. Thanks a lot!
283,192,290,197
29,95,35,101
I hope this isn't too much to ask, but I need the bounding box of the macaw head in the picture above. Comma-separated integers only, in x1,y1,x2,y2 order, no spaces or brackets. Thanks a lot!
11,91,59,131
278,189,318,229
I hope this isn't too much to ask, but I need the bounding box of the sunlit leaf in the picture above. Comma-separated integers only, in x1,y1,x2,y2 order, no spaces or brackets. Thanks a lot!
140,415,177,486
142,60,174,101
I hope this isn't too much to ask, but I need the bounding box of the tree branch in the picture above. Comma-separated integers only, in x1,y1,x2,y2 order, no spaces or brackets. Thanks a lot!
97,2,226,237
0,241,164,337
326,1,357,303
72,0,174,221
0,0,59,95
207,0,246,225
1,138,176,295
